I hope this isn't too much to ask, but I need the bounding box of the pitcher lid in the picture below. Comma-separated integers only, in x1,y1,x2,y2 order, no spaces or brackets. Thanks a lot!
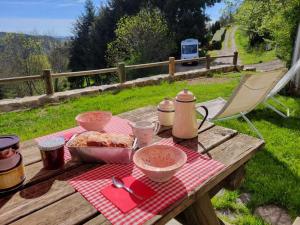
158,98,174,111
176,89,196,102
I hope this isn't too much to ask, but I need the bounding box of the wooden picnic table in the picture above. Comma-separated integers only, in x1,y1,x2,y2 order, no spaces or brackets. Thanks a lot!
0,105,264,225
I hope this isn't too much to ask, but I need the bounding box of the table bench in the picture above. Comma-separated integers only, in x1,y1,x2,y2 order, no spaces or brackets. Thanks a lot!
0,106,264,225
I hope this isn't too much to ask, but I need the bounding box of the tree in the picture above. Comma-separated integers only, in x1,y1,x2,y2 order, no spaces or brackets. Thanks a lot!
235,0,300,93
68,0,95,89
221,0,242,25
0,33,50,97
91,0,221,68
149,0,221,52
236,0,300,61
90,0,143,70
211,21,221,35
48,42,70,91
106,9,175,80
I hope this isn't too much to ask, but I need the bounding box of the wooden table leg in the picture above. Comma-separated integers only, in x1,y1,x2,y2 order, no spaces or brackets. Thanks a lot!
225,166,245,190
183,193,220,225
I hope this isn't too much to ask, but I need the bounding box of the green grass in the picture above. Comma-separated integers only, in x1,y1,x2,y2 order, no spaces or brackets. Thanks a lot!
212,191,268,224
0,73,240,140
235,27,277,64
1,71,299,224
208,50,219,57
226,26,233,49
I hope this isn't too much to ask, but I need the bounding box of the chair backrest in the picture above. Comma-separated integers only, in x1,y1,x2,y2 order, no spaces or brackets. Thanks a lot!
268,58,300,97
214,70,285,119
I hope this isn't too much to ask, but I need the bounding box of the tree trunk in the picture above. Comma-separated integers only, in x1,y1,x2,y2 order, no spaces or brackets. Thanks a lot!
292,23,300,94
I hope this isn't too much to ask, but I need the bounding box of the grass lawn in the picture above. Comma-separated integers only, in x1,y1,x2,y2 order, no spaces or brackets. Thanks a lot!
235,27,278,65
0,71,299,224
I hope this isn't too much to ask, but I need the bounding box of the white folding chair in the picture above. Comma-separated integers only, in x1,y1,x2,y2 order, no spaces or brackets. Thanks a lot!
196,70,286,139
264,59,300,118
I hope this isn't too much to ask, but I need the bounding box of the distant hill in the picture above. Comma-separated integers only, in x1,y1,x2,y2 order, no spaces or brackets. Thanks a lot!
0,31,71,54
0,32,71,42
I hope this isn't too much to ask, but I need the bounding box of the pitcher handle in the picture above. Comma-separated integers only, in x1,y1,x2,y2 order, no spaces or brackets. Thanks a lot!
153,121,161,135
198,106,209,130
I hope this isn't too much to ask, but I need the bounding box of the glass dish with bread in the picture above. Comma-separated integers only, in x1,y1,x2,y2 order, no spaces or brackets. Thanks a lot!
66,131,137,164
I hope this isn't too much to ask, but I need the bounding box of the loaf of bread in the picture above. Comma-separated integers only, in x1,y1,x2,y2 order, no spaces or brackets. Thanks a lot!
68,131,134,148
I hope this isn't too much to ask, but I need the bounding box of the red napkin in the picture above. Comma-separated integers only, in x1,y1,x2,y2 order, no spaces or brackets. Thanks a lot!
101,176,156,213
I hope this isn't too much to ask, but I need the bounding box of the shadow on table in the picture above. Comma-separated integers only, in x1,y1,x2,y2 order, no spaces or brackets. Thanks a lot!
135,175,188,213
19,160,103,199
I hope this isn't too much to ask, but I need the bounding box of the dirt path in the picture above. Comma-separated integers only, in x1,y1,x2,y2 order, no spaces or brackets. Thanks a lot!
213,26,241,65
213,26,285,72
246,59,285,72
177,25,285,73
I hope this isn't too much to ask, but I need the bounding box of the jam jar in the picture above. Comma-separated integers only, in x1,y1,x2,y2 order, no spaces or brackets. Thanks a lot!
38,137,65,170
0,135,25,193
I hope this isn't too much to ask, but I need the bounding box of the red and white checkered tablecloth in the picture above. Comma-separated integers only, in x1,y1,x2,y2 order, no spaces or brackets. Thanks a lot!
69,138,225,225
35,116,133,161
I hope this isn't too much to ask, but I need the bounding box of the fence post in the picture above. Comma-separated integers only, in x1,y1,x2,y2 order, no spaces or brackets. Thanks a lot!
233,51,238,66
206,54,211,70
118,62,126,83
169,57,176,76
43,69,54,95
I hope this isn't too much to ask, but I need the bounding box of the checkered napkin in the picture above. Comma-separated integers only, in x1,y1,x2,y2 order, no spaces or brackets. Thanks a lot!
35,116,133,161
68,138,225,225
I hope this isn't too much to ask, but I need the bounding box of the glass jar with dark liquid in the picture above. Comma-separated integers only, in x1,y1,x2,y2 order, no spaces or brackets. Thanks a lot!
38,137,65,170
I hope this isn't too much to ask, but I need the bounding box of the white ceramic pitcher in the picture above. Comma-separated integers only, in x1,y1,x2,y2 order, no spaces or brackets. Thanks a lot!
172,89,208,139
129,121,160,148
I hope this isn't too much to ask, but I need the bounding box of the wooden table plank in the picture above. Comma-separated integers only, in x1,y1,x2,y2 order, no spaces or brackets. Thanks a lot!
10,193,98,225
83,215,109,225
0,165,94,225
22,160,85,188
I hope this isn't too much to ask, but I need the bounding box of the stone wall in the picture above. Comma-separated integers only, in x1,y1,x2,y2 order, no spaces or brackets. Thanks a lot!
0,65,243,113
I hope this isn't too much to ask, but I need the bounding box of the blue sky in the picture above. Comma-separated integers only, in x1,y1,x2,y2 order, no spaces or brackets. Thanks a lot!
0,0,225,37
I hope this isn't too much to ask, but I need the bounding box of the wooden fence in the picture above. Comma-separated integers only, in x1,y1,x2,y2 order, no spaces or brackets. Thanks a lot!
0,52,238,96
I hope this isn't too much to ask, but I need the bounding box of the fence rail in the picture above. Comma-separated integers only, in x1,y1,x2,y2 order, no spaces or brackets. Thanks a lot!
0,52,238,95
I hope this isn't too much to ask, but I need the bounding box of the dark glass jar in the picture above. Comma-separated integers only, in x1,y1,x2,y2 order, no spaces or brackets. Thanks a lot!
38,137,65,170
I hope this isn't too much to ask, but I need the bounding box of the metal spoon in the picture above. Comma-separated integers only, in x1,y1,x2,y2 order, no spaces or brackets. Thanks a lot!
112,176,144,200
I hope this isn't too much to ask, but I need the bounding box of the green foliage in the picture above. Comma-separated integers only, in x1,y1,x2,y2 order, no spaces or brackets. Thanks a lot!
211,21,221,35
68,0,96,89
90,0,144,70
211,27,226,50
48,42,70,92
235,0,300,63
149,0,221,49
71,0,221,74
212,190,268,224
0,33,50,98
106,8,175,80
235,27,277,64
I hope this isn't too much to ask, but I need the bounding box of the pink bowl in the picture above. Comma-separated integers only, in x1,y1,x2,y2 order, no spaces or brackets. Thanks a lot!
75,111,112,131
133,145,187,182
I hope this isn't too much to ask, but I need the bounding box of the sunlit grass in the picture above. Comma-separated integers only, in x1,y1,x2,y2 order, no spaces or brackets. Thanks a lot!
235,27,277,64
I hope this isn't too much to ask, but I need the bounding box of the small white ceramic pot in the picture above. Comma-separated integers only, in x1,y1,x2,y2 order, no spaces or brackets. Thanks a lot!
157,98,175,126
